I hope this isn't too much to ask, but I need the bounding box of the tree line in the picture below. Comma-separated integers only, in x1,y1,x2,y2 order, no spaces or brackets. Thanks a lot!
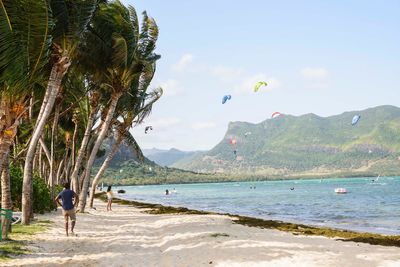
0,0,162,238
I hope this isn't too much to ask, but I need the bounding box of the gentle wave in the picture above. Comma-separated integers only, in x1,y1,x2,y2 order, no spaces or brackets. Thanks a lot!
115,176,400,235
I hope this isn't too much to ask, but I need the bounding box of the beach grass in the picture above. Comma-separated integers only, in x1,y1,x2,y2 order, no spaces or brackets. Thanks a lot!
95,192,400,247
0,219,51,261
232,216,400,247
95,192,211,215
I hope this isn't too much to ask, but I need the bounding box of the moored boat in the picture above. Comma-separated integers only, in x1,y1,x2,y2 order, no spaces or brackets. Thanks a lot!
335,188,347,194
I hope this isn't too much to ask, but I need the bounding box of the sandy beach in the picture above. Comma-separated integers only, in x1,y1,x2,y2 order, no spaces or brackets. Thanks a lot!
3,199,400,267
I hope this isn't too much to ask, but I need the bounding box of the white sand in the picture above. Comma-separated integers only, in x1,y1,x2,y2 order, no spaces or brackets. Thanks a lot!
3,199,400,267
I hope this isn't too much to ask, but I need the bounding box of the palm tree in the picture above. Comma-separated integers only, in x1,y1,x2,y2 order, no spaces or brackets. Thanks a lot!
21,0,98,224
69,88,100,194
88,83,163,208
87,61,161,207
0,0,51,173
0,0,54,227
77,1,160,212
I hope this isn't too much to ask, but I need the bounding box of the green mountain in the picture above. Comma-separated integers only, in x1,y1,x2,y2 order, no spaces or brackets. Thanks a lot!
143,148,198,166
95,140,218,185
172,105,400,177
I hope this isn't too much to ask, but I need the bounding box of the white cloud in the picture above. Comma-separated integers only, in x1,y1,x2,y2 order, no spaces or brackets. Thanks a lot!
171,54,194,72
264,77,282,90
235,74,281,94
159,79,183,96
211,66,244,83
191,122,216,130
300,67,330,89
301,67,329,80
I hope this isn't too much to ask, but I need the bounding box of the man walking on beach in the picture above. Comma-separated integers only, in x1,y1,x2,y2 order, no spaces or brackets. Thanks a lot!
55,182,79,236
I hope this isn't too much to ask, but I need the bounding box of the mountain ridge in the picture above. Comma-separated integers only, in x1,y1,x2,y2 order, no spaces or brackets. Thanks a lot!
143,148,200,166
172,105,400,176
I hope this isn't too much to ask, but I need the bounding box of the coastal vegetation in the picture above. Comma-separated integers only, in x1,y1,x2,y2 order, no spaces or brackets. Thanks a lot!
99,160,387,186
0,0,162,241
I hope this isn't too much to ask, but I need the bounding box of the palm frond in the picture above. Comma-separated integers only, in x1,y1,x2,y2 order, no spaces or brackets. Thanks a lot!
127,5,138,44
134,87,162,125
50,0,97,54
111,33,128,69
0,0,53,94
137,11,159,60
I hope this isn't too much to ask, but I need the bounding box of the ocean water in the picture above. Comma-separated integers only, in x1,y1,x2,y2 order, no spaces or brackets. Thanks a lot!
114,177,400,235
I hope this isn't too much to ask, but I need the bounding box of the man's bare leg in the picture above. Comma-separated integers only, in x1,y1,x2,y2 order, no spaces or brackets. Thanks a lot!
65,216,69,236
71,220,76,235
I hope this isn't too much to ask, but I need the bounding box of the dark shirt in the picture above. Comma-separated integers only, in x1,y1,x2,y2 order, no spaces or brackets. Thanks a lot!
57,189,76,210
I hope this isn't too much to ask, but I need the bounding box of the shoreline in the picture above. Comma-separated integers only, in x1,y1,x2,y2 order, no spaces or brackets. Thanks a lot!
3,197,400,266
95,193,400,247
105,174,398,186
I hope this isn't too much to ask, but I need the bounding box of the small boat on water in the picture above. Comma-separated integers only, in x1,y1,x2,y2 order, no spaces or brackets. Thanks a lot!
335,188,347,194
117,189,126,194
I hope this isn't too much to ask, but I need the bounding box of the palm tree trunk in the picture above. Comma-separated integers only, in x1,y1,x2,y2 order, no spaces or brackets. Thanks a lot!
39,138,51,167
63,150,71,183
38,145,43,179
78,92,122,212
88,133,123,208
49,103,61,199
70,104,97,194
33,144,39,174
29,93,34,121
0,99,18,177
1,151,11,239
22,57,71,225
39,138,51,185
56,157,64,184
79,169,87,191
69,118,79,177
62,121,78,181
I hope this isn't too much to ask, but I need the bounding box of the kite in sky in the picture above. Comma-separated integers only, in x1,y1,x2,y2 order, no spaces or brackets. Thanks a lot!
145,126,153,134
222,95,232,104
271,112,282,118
351,115,361,126
254,81,268,92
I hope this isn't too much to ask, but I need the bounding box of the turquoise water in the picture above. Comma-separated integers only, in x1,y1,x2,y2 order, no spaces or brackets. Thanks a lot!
115,177,400,235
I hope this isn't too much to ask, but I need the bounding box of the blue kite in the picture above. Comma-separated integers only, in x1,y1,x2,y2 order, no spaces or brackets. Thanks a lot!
222,95,232,104
351,115,361,126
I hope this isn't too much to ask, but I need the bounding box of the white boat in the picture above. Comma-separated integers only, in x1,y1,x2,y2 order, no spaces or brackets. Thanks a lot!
335,188,347,194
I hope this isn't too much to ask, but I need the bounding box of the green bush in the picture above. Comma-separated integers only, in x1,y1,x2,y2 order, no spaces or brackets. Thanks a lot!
7,164,62,214
9,164,23,210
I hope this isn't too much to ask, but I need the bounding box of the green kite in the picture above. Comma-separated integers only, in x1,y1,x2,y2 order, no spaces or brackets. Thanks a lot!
254,81,268,92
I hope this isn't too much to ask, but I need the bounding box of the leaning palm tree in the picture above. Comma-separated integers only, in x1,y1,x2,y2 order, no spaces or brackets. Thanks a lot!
88,83,163,208
87,62,160,207
21,0,98,224
0,0,51,175
77,1,160,212
0,0,54,229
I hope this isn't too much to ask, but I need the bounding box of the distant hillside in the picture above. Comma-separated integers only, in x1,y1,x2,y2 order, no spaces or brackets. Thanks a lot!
142,148,166,156
143,148,199,166
95,140,218,185
173,105,400,177
95,139,155,168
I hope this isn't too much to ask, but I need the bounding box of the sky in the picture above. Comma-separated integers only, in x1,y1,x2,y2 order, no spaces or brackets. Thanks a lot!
122,0,400,151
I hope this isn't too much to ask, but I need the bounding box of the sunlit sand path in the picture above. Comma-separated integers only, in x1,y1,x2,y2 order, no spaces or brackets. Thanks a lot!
3,199,400,267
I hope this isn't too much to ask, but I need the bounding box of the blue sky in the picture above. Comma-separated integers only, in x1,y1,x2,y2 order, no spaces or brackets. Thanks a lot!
123,0,400,151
